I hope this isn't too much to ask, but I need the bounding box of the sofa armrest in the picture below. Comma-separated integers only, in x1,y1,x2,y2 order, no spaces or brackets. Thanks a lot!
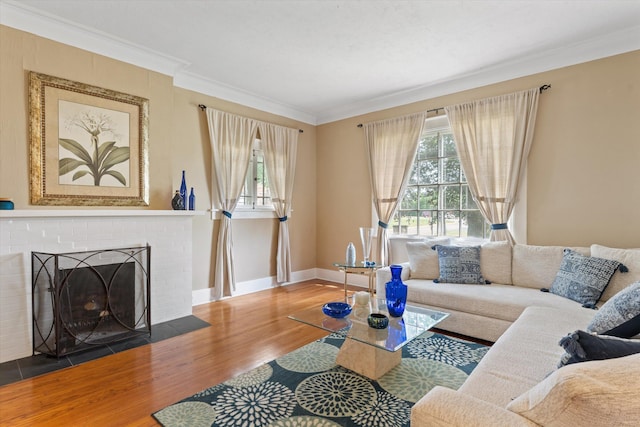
375,262,411,295
411,387,538,427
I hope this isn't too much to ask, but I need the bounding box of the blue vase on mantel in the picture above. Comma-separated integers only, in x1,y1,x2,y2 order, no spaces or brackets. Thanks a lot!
385,264,408,317
179,170,187,211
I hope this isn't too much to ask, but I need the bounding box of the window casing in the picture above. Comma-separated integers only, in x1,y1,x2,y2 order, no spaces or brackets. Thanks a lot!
391,116,489,238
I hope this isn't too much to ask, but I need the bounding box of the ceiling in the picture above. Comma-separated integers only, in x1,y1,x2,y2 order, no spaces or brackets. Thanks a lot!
2,0,640,124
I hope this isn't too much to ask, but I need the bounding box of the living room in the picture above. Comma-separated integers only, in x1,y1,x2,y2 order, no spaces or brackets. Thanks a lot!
0,1,639,425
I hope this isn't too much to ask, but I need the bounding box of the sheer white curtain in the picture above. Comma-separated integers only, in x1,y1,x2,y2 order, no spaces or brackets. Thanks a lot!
364,112,427,266
206,108,258,299
445,87,540,244
259,122,298,283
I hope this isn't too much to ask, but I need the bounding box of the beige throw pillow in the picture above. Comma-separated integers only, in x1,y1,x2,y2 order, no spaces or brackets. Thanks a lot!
406,238,450,280
480,241,512,285
590,244,640,302
511,245,590,289
506,353,640,426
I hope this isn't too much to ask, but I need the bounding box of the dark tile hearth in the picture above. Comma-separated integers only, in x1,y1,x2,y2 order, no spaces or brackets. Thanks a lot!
0,315,210,387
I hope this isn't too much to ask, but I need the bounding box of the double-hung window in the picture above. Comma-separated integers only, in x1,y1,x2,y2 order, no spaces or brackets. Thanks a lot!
237,139,272,211
391,115,489,238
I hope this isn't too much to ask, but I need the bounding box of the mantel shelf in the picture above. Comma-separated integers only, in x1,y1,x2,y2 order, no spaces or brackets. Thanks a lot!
0,210,207,219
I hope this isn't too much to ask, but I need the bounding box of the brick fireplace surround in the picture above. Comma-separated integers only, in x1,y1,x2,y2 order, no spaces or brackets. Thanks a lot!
0,210,199,364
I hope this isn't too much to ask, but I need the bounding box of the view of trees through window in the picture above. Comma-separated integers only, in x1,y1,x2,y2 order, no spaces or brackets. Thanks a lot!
238,140,271,208
391,117,489,238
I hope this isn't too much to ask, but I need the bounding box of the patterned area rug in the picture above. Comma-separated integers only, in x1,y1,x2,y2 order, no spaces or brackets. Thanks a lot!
153,331,488,427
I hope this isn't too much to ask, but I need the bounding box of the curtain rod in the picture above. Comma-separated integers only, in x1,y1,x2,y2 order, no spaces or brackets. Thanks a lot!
356,84,551,128
198,104,303,133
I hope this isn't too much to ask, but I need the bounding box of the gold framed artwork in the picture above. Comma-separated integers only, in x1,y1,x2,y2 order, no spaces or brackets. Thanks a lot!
29,72,149,206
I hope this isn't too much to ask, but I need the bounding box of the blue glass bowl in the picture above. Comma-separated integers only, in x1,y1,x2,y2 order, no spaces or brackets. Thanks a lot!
322,302,352,319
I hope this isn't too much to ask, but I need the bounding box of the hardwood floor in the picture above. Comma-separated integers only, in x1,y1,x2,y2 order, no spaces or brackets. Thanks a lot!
0,280,349,426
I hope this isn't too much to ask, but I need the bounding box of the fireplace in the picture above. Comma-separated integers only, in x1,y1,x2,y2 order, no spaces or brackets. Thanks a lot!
31,246,151,357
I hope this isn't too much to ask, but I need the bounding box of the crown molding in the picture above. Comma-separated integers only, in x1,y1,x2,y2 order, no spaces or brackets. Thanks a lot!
173,70,318,125
0,1,190,78
315,25,640,124
2,0,638,126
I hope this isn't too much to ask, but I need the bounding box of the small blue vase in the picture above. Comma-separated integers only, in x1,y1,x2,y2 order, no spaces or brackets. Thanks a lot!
188,187,195,210
385,264,408,317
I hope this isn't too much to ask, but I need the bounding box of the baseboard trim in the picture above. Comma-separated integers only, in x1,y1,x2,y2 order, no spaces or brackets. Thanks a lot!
192,267,370,306
192,268,319,306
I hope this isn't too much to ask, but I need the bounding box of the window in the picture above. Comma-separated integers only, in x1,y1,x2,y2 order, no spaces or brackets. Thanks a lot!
237,139,272,210
391,115,489,238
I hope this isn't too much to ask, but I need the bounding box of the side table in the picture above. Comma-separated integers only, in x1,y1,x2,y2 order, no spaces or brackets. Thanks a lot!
333,262,382,302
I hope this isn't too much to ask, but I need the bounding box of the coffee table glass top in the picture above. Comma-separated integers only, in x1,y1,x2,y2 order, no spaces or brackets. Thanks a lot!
288,299,449,352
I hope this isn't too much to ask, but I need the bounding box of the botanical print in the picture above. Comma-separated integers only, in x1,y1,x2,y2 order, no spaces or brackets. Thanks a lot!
58,100,130,188
29,71,148,206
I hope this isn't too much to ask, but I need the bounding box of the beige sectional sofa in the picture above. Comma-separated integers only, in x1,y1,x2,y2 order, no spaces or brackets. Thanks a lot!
376,241,640,426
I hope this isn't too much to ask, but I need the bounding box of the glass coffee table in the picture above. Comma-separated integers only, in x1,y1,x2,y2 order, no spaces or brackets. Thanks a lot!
288,299,449,380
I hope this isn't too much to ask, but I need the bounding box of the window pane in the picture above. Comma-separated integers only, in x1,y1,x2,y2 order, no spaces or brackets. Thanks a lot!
424,133,439,159
461,185,478,210
238,143,272,209
418,186,438,210
237,174,253,206
417,159,438,184
442,211,461,237
462,211,487,238
441,133,457,157
442,185,460,210
418,210,438,236
408,162,419,185
441,157,460,183
415,137,427,160
401,186,418,210
394,210,415,234
255,151,270,207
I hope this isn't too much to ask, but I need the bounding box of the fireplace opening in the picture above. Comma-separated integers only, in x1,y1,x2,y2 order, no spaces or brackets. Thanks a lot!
32,246,150,357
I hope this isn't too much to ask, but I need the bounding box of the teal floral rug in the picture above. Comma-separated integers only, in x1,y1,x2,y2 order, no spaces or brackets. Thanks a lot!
153,331,488,427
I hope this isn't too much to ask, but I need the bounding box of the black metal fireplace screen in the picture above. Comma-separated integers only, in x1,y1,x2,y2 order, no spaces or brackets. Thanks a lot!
32,245,151,357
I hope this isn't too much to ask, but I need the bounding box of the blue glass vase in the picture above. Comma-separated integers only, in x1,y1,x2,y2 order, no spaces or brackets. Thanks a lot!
179,171,187,211
385,264,408,317
188,187,195,210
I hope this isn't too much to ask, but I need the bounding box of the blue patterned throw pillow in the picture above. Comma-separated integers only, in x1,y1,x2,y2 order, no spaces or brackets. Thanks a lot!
549,249,626,307
587,282,640,338
433,245,488,284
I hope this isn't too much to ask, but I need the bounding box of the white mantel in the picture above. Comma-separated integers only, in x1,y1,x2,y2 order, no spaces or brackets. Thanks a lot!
0,210,203,363
0,209,204,218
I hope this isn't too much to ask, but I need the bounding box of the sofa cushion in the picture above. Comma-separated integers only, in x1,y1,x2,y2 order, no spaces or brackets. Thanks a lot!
512,244,590,289
590,244,640,302
587,281,640,338
433,245,487,284
558,330,640,367
506,353,640,426
548,249,624,307
480,241,512,285
405,238,450,280
407,281,590,324
458,306,596,407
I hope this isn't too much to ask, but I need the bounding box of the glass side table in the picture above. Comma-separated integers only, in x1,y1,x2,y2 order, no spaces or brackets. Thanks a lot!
333,262,383,302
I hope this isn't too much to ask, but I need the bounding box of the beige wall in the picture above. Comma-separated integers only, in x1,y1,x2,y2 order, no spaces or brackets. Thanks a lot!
317,50,640,269
2,24,638,290
0,25,317,292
